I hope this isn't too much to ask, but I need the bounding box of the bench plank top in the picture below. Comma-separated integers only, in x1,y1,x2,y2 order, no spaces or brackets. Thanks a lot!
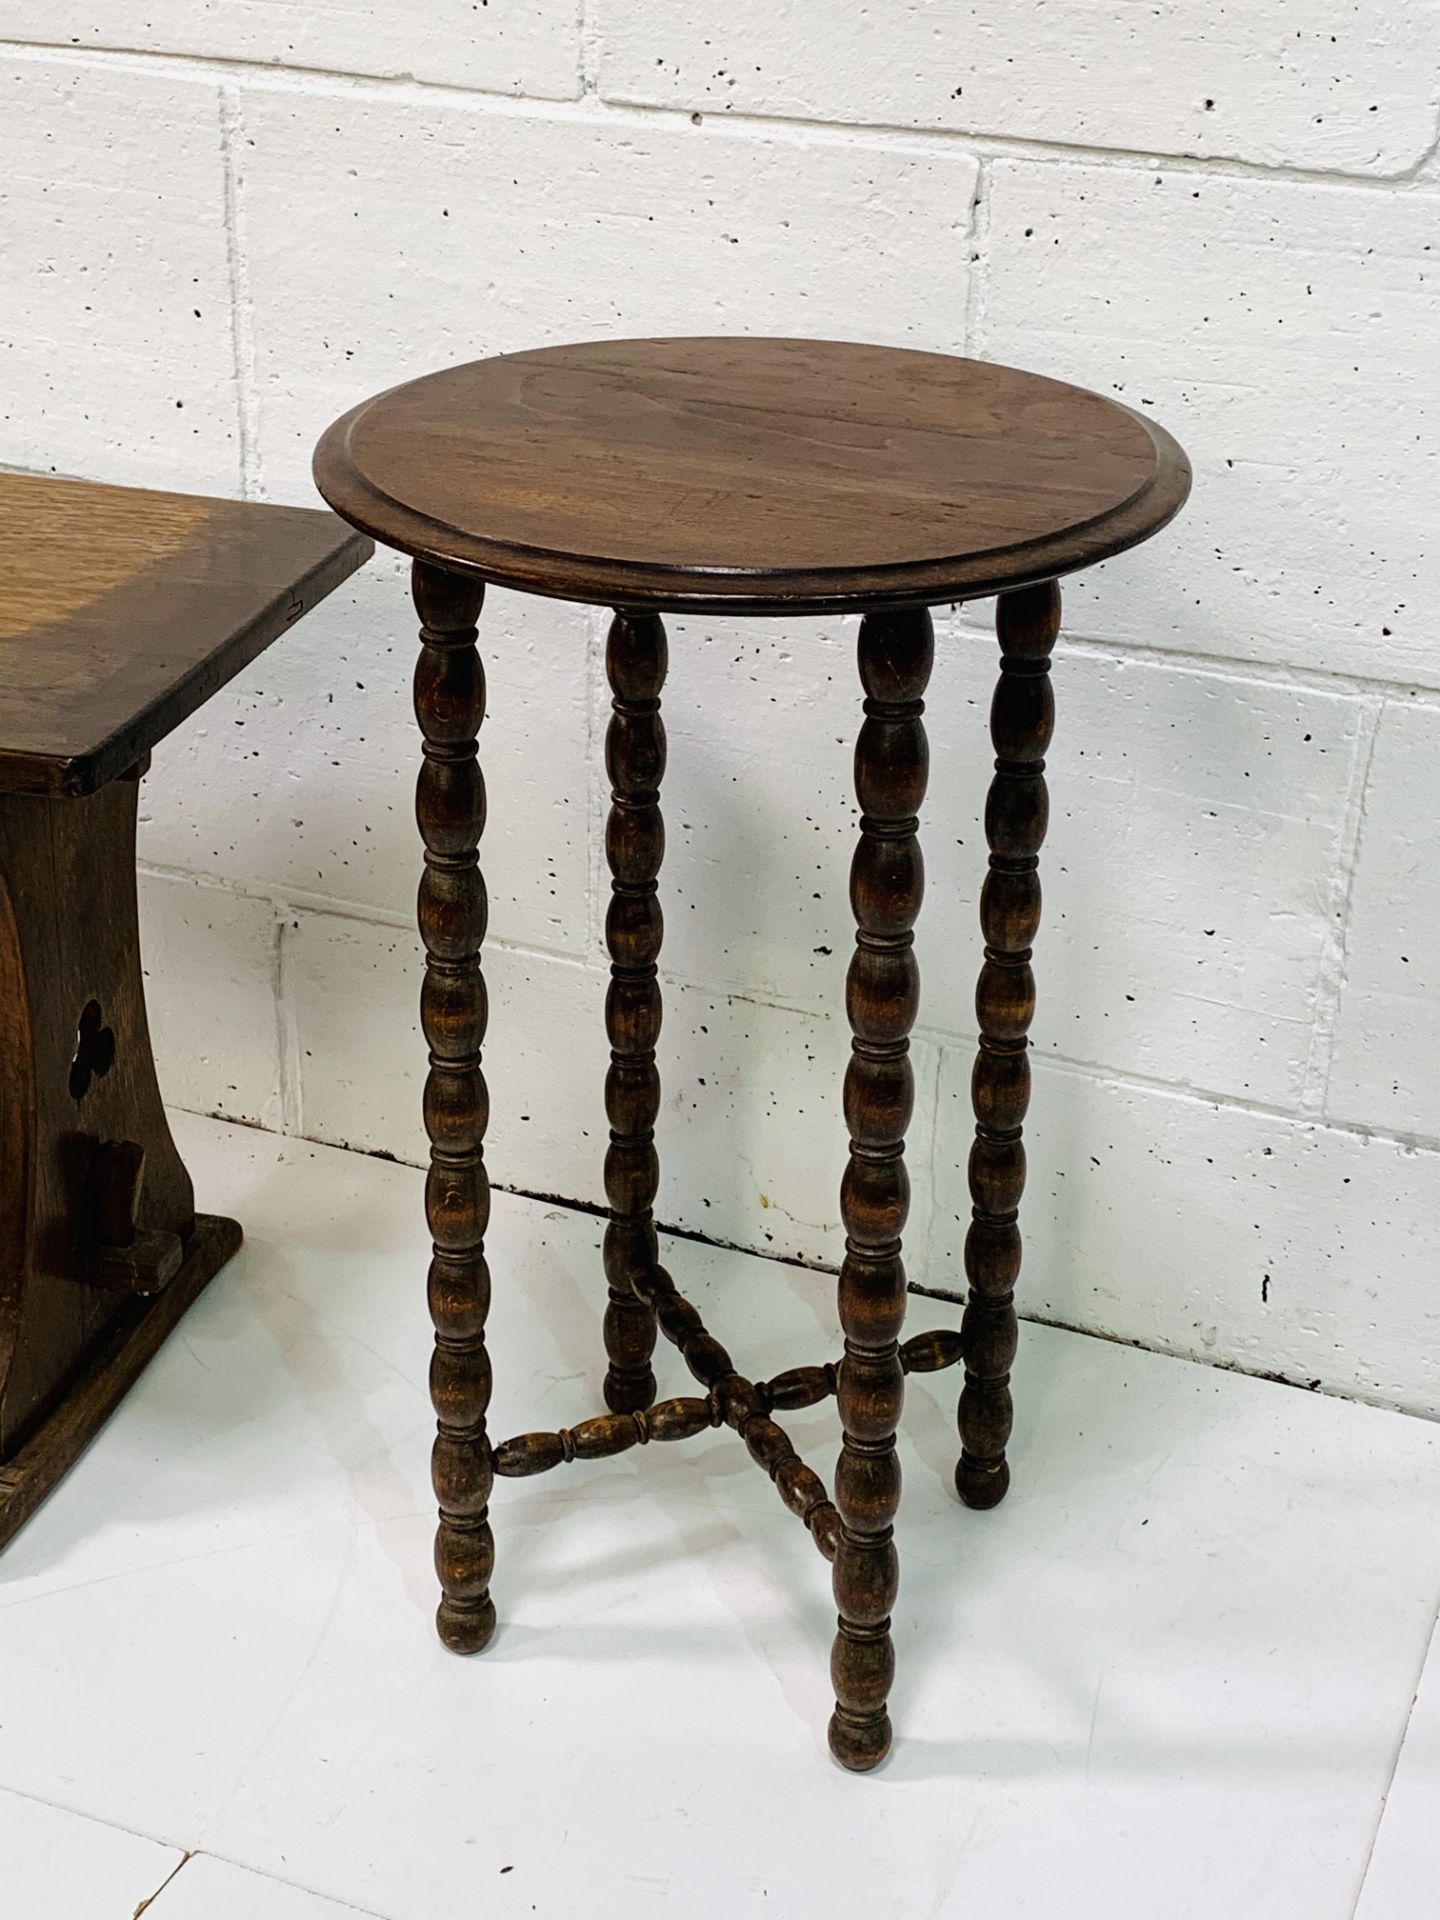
0,471,372,796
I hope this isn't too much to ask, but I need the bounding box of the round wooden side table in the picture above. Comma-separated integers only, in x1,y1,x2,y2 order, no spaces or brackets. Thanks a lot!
314,337,1191,1772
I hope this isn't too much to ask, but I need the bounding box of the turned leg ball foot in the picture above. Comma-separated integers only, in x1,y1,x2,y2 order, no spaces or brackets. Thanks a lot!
828,1707,893,1773
955,1455,1011,1511
437,1594,497,1655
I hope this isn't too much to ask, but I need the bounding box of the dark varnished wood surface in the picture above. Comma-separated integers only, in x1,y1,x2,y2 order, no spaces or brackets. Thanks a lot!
956,582,1060,1515
322,338,1193,1771
0,774,196,1455
0,470,369,1549
601,610,667,1415
314,337,1190,614
413,563,498,1656
829,604,934,1770
0,471,372,795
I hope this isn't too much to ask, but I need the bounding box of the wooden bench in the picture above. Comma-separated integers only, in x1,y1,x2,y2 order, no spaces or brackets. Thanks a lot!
0,470,370,1547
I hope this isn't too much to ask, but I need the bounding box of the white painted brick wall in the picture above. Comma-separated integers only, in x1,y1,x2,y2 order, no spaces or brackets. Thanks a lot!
142,555,594,955
138,872,283,1126
923,640,1371,1107
981,162,1440,687
0,1,585,98
597,1,1440,175
283,907,923,1267
0,56,239,490
927,1058,1440,1412
1329,697,1440,1138
6,16,1439,1416
233,85,977,501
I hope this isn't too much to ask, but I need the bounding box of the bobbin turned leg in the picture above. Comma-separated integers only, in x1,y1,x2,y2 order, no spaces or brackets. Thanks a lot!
956,581,1059,1512
829,606,933,1773
601,611,666,1415
413,560,496,1654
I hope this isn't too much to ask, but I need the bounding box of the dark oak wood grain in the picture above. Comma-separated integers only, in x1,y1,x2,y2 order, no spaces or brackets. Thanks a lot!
413,561,498,1656
314,336,1192,1773
494,1395,720,1478
314,337,1190,615
0,471,371,796
0,472,370,1549
956,583,1059,1512
1,774,202,1466
830,606,933,1772
601,611,666,1415
626,1261,842,1555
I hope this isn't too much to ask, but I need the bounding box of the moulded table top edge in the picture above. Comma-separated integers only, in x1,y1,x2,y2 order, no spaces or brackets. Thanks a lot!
317,403,1191,617
313,366,1191,616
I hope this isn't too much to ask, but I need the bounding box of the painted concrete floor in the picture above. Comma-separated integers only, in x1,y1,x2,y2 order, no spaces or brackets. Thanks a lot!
1,1113,1437,1920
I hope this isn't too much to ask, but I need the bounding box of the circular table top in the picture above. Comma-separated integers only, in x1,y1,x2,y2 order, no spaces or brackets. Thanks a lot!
314,338,1190,615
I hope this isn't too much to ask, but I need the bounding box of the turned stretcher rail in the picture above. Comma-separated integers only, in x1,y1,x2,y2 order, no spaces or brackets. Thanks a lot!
630,1263,846,1554
490,1306,966,1570
492,1395,720,1477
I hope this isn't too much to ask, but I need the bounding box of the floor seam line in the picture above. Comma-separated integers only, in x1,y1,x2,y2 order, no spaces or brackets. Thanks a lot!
134,1848,194,1917
0,1777,188,1863
179,1850,395,1919
1348,1588,1440,1918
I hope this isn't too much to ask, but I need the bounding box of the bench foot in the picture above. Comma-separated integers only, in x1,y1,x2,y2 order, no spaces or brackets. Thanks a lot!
0,1212,241,1550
